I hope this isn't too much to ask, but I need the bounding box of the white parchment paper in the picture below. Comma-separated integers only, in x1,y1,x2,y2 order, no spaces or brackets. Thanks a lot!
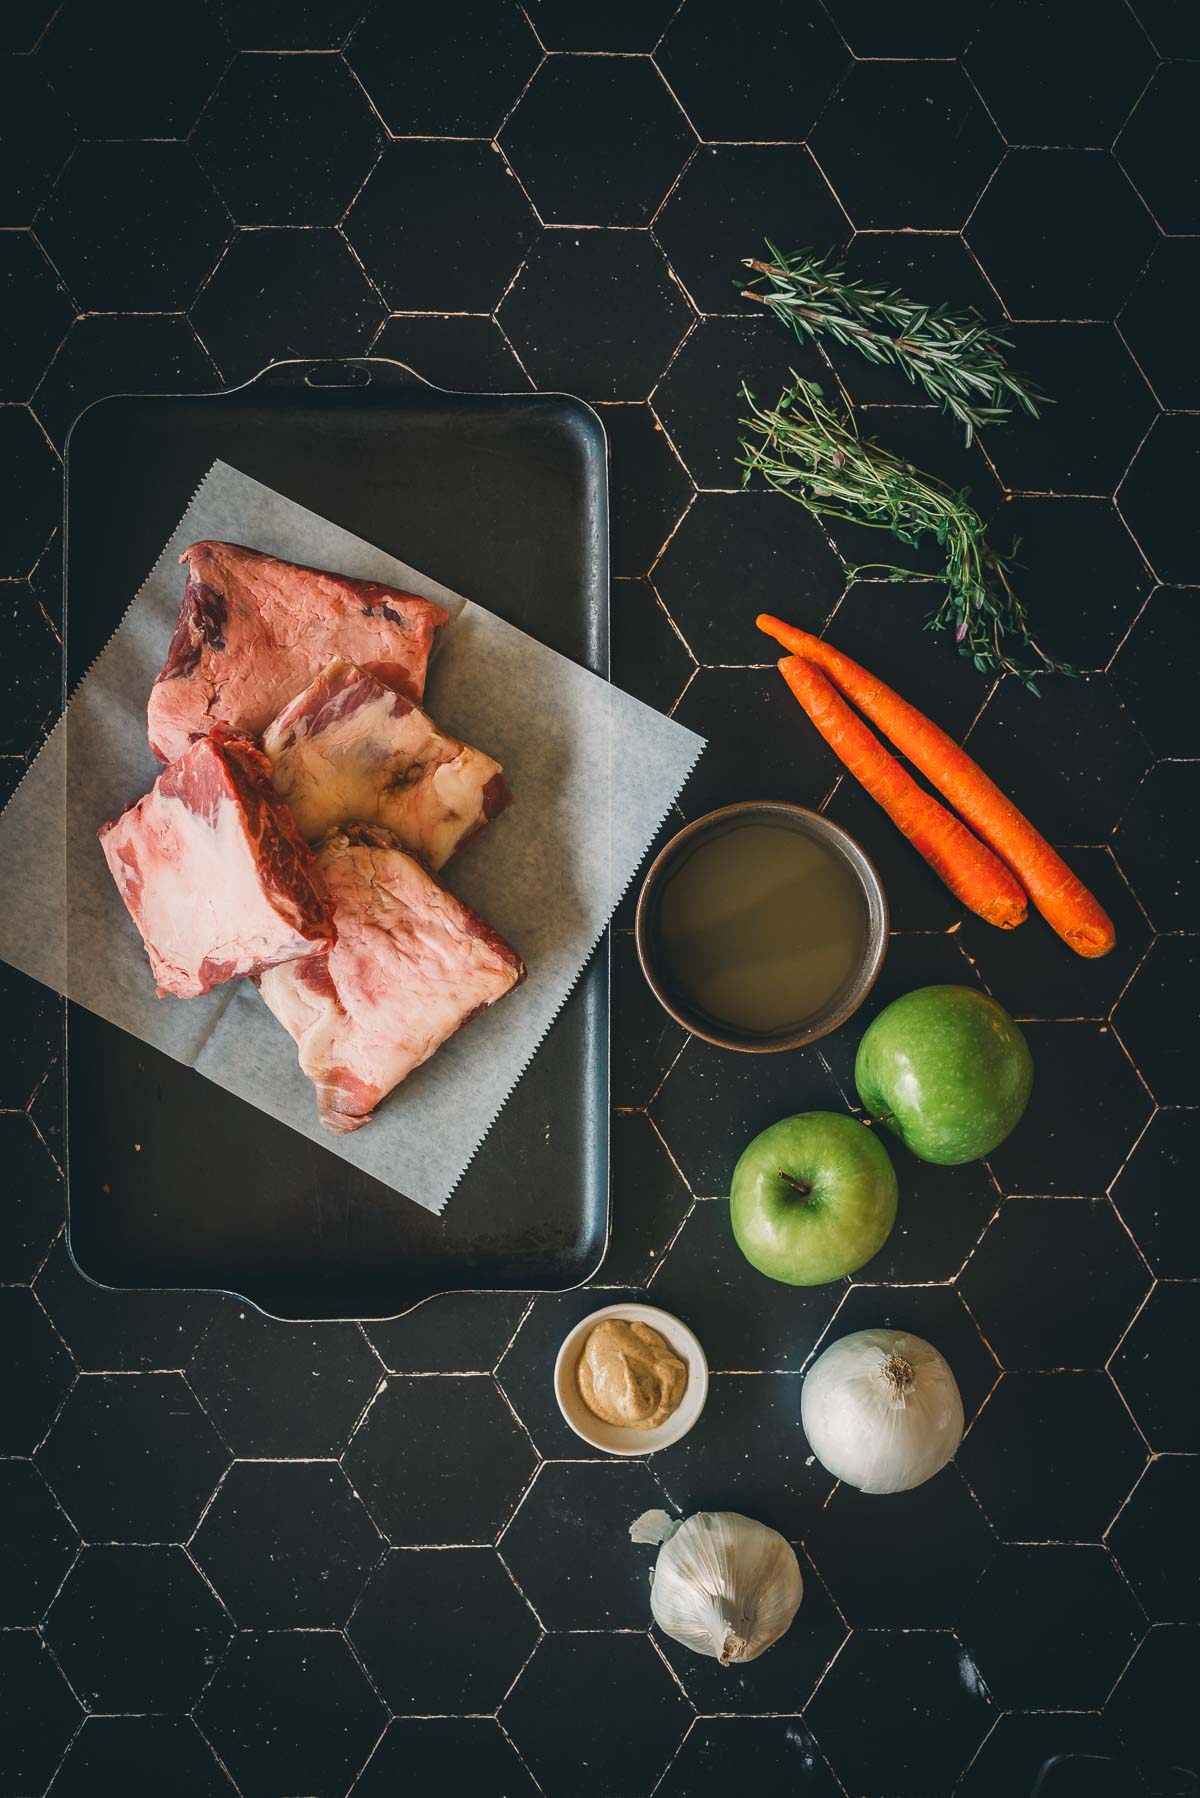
0,461,703,1214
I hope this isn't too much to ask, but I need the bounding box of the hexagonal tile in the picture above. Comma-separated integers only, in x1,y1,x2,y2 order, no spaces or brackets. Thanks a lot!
988,1024,1151,1200
1111,1112,1200,1279
0,582,58,746
41,0,229,137
1112,592,1200,759
817,931,984,1102
1113,936,1199,1107
982,323,1157,496
213,0,363,48
47,1716,234,1798
501,1634,690,1798
0,962,60,1109
352,1718,538,1798
826,1285,1000,1424
344,141,535,313
350,1546,536,1712
0,1112,62,1281
0,1458,75,1626
0,1,54,53
44,1544,231,1712
499,230,692,401
0,1630,80,1793
0,1288,72,1454
31,314,219,452
654,1372,831,1539
344,1375,535,1543
1110,1456,1200,1621
999,496,1151,673
967,151,1154,321
812,62,1002,231
654,143,847,318
823,775,965,937
605,1111,693,1285
613,577,695,713
824,0,986,53
371,314,532,393
1111,1282,1198,1452
0,407,59,579
1116,762,1198,931
198,1630,386,1798
612,931,687,1108
0,59,73,227
959,1713,1127,1798
36,143,230,313
960,1371,1145,1540
1117,64,1200,233
191,1460,382,1626
36,1372,228,1541
827,577,993,746
496,1286,646,1460
1120,240,1200,410
649,1199,840,1371
187,1308,381,1457
525,0,678,50
345,0,541,137
960,1199,1150,1371
652,490,842,666
806,1466,994,1627
657,1719,841,1797
0,232,72,403
1119,415,1200,587
656,0,849,143
1106,1624,1200,1769
966,0,1155,149
365,1293,528,1375
960,1543,1144,1709
861,1146,999,1286
502,55,692,229
668,667,843,822
599,403,692,579
1129,0,1200,54
193,52,383,226
500,1461,667,1629
805,1630,992,1796
35,1235,219,1373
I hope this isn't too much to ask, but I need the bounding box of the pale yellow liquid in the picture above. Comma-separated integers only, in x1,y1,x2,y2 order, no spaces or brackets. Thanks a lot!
656,821,868,1036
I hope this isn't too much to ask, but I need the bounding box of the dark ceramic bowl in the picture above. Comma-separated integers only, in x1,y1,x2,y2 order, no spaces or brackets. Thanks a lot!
634,801,889,1053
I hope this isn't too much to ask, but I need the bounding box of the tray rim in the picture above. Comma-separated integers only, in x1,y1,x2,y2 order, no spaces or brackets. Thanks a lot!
59,355,614,1324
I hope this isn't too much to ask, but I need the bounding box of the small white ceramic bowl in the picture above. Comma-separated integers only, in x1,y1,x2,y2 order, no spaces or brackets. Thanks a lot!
553,1301,709,1456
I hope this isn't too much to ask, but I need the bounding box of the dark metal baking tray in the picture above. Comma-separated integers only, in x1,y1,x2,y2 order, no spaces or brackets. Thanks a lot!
61,358,610,1319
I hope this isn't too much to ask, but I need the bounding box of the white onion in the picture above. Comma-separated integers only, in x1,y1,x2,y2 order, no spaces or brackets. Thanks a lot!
801,1327,963,1494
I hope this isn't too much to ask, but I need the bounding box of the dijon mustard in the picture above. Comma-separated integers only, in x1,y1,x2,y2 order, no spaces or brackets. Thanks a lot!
575,1318,687,1431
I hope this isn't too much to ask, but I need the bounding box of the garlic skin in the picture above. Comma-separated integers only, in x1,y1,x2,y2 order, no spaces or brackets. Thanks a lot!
801,1327,963,1495
647,1511,803,1664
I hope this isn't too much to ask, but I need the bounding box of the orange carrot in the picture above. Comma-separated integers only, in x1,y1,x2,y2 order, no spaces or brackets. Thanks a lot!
778,657,1028,930
760,615,1116,958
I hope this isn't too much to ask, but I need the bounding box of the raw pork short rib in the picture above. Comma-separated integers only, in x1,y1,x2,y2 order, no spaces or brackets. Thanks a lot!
99,728,335,1000
147,541,448,764
257,824,524,1134
263,658,510,869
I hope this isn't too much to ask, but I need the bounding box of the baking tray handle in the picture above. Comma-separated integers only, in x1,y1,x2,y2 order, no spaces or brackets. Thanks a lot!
245,357,433,393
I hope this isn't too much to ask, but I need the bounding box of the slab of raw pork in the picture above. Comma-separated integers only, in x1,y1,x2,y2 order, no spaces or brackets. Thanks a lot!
147,541,449,764
257,824,524,1134
99,728,335,1000
263,658,510,870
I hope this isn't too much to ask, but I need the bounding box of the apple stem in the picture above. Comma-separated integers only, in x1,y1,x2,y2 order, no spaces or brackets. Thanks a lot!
776,1168,814,1200
864,1112,896,1128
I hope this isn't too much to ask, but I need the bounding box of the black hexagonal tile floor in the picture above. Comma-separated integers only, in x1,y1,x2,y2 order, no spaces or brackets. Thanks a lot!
1106,1623,1200,1770
0,584,58,749
44,1543,232,1713
0,1288,72,1455
824,0,987,54
1110,1111,1200,1279
1,59,73,227
502,55,692,229
344,1375,535,1544
959,1198,1150,1371
345,0,541,137
1120,239,1200,410
35,1236,219,1373
0,1112,61,1281
0,231,72,403
1130,0,1200,54
959,1712,1127,1798
986,1024,1150,1200
41,0,229,138
0,0,53,54
652,489,842,666
1119,415,1200,587
654,144,847,316
966,0,1155,149
1113,936,1199,1107
0,1629,80,1795
1110,1456,1200,1622
213,0,364,49
613,577,695,713
812,62,1002,231
365,1293,529,1375
0,963,60,1109
371,314,532,393
1117,63,1200,234
826,1285,1000,1424
345,141,535,313
656,1718,842,1798
817,930,983,1102
193,52,384,227
500,1460,668,1630
656,0,849,143
0,1458,75,1626
959,1371,1145,1541
47,1716,235,1798
499,230,692,401
0,407,59,579
822,779,965,938
191,1460,382,1626
525,0,678,51
654,1372,832,1539
198,1630,386,1798
1111,1282,1198,1452
349,1546,537,1713
806,1466,994,1627
996,496,1151,673
496,1285,646,1460
649,1199,841,1372
967,151,1154,321
960,1543,1145,1710
669,666,844,823
36,142,231,313
187,1308,381,1457
501,1633,691,1798
31,313,220,452
36,1372,227,1541
1116,761,1198,932
352,1718,538,1798
599,402,693,580
606,1110,693,1287
858,1144,999,1286
824,578,996,744
805,1629,992,1797
612,931,688,1109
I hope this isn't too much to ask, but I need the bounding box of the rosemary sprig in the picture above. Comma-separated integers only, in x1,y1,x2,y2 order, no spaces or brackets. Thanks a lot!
738,375,1071,691
741,243,1046,445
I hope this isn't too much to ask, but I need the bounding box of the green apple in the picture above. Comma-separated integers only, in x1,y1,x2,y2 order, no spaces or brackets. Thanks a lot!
730,1111,898,1286
855,984,1033,1166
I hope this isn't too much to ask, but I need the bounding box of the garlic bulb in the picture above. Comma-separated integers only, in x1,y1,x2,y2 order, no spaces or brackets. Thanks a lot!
801,1327,963,1495
631,1509,803,1664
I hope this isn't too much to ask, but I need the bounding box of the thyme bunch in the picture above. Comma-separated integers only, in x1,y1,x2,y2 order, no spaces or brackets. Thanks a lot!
738,376,1070,691
741,244,1046,445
